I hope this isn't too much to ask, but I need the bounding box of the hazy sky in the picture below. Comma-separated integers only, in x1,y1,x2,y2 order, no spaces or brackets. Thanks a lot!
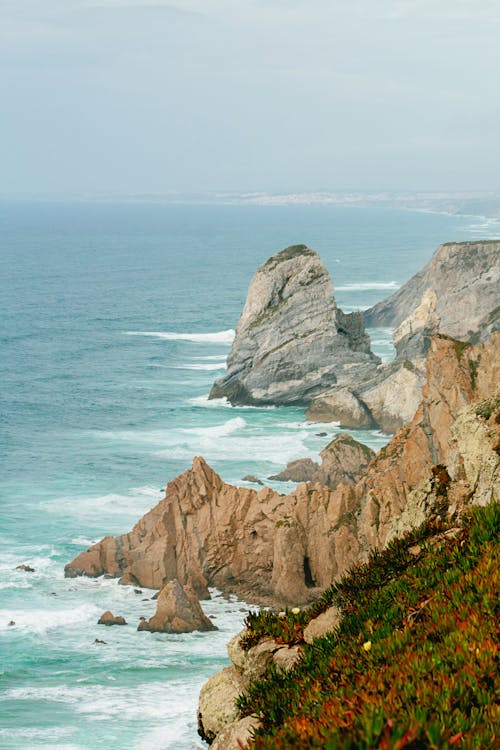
2,0,499,197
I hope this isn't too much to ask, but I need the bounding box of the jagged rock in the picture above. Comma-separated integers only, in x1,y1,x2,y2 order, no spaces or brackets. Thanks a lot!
97,611,127,626
209,244,378,405
210,715,261,750
66,335,500,608
137,579,217,634
303,605,342,644
269,434,374,489
16,564,35,572
365,240,500,342
197,666,245,743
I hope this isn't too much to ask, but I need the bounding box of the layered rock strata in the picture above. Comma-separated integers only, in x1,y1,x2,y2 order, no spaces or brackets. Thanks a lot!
66,334,500,608
209,244,379,405
268,433,375,488
364,240,500,340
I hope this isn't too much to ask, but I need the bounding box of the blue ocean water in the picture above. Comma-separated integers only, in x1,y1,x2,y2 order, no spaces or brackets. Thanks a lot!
1,201,498,749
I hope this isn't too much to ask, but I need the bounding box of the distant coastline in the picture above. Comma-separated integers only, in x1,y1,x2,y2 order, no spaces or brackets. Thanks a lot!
3,191,500,221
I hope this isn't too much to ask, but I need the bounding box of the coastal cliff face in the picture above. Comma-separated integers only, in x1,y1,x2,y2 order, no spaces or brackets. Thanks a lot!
66,334,500,608
209,244,378,405
365,240,500,340
308,240,500,430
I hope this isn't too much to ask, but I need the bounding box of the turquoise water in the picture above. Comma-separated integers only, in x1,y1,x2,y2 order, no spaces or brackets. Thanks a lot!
1,202,498,749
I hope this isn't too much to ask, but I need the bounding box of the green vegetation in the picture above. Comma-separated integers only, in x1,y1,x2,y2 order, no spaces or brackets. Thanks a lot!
262,244,314,268
238,503,499,749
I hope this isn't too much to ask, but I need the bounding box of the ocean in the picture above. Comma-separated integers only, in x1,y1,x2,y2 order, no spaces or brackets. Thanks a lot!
1,201,498,749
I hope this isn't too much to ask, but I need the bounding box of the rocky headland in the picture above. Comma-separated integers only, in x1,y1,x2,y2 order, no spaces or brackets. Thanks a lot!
209,240,499,431
66,334,499,610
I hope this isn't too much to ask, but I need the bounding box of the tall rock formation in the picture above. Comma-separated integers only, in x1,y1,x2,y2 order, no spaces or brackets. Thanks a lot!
209,244,379,405
308,240,500,430
66,334,499,608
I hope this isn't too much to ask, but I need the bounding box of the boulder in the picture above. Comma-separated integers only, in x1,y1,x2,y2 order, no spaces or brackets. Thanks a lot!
16,564,35,573
209,244,378,405
197,666,245,743
306,387,375,428
269,458,319,483
303,605,342,644
137,579,217,634
210,715,261,750
97,611,127,626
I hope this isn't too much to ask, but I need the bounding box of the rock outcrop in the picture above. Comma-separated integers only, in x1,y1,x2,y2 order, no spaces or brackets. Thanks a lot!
137,579,217,634
269,433,375,488
308,241,500,431
66,334,500,608
198,629,302,747
209,244,379,405
97,611,127,626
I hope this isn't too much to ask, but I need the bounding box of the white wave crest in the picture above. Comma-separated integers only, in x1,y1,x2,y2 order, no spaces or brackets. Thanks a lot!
182,417,246,438
125,329,235,343
0,603,99,634
335,281,400,291
188,394,276,410
174,363,226,371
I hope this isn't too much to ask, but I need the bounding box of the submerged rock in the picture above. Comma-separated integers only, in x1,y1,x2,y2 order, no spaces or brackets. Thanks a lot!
16,564,35,572
137,579,217,634
209,244,378,406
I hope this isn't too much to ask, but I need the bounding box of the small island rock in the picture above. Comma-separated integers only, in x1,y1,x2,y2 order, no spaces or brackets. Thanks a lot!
97,611,127,626
137,579,217,634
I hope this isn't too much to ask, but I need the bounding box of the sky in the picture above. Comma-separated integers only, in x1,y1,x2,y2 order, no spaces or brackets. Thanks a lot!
1,0,499,198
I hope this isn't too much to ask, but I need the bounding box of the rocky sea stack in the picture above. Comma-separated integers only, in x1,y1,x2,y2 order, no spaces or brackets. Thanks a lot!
209,244,378,405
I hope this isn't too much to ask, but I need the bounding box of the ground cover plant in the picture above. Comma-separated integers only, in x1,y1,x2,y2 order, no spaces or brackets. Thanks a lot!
237,503,499,749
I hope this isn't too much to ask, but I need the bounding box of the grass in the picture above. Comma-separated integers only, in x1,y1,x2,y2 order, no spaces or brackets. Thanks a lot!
237,502,499,749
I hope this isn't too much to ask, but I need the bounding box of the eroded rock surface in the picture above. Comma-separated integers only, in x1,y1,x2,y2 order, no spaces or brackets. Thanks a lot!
66,335,500,609
137,579,217,634
364,240,500,340
209,244,378,405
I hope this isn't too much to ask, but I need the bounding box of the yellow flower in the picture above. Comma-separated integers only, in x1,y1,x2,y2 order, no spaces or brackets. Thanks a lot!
291,607,300,615
363,640,372,652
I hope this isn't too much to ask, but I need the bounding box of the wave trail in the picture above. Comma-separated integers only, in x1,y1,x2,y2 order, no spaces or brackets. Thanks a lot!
125,330,235,343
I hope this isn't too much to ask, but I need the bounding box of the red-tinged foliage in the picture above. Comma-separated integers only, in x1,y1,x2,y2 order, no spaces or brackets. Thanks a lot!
237,503,499,749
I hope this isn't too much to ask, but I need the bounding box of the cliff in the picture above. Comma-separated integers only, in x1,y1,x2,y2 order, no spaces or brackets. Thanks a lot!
209,244,378,405
66,334,500,608
364,240,500,341
307,240,500,430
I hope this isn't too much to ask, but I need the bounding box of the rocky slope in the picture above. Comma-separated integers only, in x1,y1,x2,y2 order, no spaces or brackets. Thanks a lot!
209,244,379,405
66,334,500,608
